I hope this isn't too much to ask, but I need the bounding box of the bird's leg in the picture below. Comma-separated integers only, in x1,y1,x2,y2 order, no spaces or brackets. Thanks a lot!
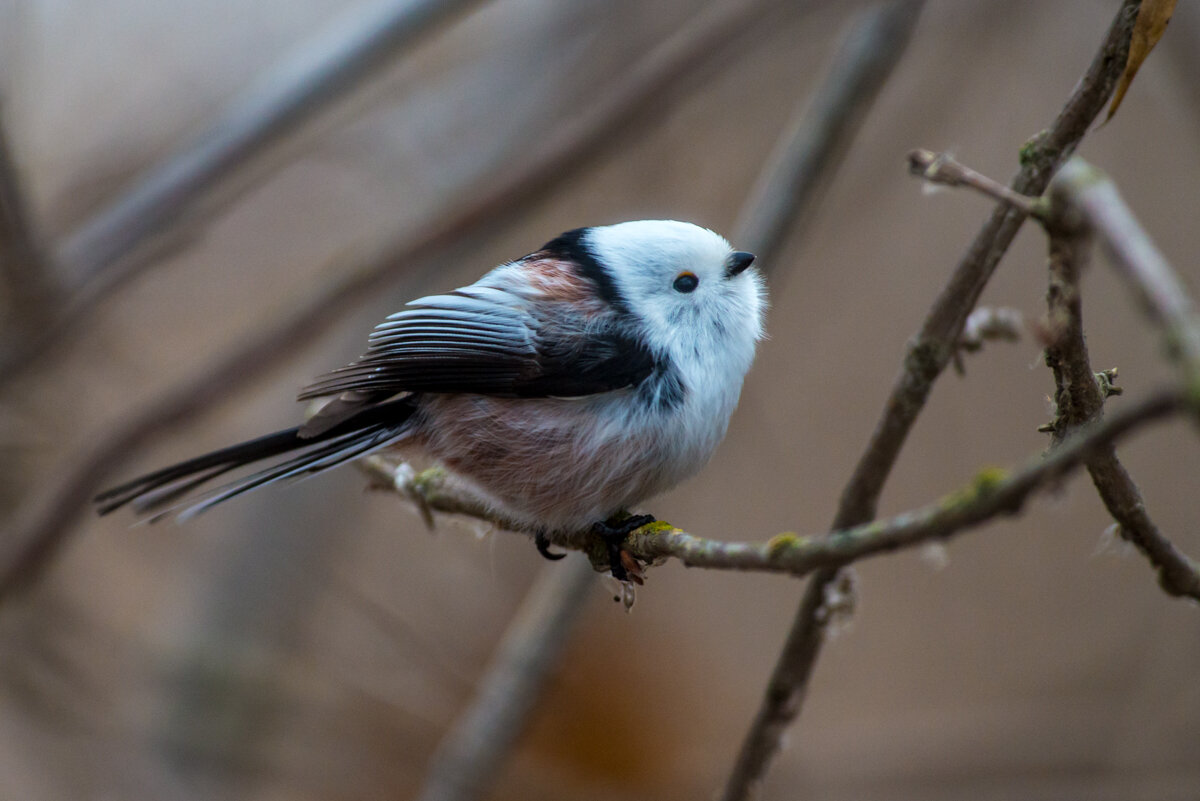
592,513,655,583
534,530,567,561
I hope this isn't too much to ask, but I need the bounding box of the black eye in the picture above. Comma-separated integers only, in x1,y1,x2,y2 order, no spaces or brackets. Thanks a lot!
672,271,699,293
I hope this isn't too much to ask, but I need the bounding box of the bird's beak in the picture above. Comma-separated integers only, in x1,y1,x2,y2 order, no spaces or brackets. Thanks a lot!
725,251,756,277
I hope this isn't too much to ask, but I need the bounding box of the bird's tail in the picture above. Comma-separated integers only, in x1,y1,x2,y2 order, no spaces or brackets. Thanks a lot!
94,397,416,520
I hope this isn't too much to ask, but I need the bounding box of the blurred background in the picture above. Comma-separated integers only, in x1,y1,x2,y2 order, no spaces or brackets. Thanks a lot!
1,0,1198,799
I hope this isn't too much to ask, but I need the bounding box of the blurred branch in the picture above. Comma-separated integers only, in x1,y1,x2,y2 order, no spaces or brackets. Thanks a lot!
734,0,924,265
0,0,790,603
1049,158,1200,402
0,101,57,331
722,3,1143,799
0,0,487,382
1040,160,1200,602
414,555,596,801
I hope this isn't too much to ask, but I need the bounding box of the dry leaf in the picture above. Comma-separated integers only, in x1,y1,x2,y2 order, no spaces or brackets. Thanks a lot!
1106,0,1177,122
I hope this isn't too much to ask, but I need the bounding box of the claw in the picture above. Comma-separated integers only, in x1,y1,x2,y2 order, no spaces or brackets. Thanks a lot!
534,531,567,561
592,513,655,581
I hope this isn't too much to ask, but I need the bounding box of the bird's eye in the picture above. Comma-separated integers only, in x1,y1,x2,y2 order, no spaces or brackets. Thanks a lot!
672,271,699,293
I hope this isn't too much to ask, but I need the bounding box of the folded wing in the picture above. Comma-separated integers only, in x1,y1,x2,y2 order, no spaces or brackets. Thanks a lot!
298,283,654,402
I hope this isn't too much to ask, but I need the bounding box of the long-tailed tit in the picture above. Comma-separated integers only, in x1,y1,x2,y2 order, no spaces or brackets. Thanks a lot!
96,220,766,578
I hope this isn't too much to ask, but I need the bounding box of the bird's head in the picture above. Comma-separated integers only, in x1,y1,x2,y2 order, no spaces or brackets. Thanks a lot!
582,220,766,368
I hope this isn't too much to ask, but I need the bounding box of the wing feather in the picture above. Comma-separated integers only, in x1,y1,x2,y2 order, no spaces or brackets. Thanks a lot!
298,275,654,401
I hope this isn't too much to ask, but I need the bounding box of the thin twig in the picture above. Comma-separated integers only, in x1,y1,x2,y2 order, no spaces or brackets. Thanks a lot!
907,148,1041,216
0,101,57,330
360,390,1184,577
838,3,1139,528
722,3,1142,799
1050,157,1200,401
0,0,487,381
414,555,597,801
1041,162,1200,602
0,0,789,603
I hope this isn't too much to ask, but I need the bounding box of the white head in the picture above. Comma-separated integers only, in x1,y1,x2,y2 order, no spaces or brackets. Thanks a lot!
584,220,766,372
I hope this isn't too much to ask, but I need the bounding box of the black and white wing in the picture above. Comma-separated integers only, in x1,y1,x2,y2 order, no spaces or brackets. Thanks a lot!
298,283,654,402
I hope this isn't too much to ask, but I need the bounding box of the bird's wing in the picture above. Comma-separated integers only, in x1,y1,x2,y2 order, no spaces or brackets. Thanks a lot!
297,283,654,402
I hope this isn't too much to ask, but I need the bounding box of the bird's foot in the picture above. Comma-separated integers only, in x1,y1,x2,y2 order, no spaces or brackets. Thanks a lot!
593,513,654,583
534,530,567,561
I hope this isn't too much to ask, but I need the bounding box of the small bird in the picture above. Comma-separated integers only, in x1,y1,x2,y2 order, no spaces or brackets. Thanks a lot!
96,220,766,578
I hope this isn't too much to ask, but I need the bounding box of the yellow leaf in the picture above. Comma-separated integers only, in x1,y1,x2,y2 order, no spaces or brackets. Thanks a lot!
1107,0,1177,122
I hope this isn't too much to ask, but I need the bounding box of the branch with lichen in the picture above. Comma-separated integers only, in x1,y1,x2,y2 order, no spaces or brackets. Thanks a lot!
722,5,1145,798
907,149,1200,603
907,148,1200,599
1040,161,1200,602
361,389,1182,579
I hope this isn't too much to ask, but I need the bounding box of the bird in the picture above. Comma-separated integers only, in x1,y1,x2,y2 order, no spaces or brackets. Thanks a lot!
95,220,766,579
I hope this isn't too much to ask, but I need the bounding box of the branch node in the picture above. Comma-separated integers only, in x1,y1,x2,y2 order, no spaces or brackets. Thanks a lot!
956,306,1025,373
1095,367,1123,398
814,569,858,630
395,463,437,530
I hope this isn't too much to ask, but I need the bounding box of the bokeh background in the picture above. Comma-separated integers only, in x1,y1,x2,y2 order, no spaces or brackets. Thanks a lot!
1,1,1198,799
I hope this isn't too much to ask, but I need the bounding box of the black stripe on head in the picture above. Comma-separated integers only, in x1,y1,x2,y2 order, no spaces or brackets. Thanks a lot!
539,227,630,314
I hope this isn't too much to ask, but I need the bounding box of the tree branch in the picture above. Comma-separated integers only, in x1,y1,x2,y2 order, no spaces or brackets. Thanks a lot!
361,390,1184,578
0,101,57,331
0,0,487,382
1049,157,1200,405
906,148,1041,216
0,0,790,604
722,3,1143,799
414,555,597,801
1040,161,1200,602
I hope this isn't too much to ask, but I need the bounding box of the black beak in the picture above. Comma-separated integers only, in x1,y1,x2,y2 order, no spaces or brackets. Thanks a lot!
725,251,756,277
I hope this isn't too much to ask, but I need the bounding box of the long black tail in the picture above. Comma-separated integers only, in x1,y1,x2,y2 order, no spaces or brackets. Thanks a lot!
95,398,416,520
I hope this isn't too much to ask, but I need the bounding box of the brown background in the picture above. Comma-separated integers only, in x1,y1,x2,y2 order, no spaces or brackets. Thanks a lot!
1,1,1198,799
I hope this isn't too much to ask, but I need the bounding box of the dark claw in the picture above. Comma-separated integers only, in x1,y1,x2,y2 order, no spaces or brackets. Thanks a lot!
535,531,567,561
592,513,655,581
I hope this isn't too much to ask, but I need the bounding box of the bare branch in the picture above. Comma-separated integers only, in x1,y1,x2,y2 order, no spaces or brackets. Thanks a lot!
0,101,58,330
896,151,1197,599
361,391,1183,578
723,3,1143,799
1049,157,1200,402
414,555,597,801
640,390,1182,573
907,148,1041,216
0,0,486,381
1041,162,1200,602
0,0,789,603
838,1,1139,528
